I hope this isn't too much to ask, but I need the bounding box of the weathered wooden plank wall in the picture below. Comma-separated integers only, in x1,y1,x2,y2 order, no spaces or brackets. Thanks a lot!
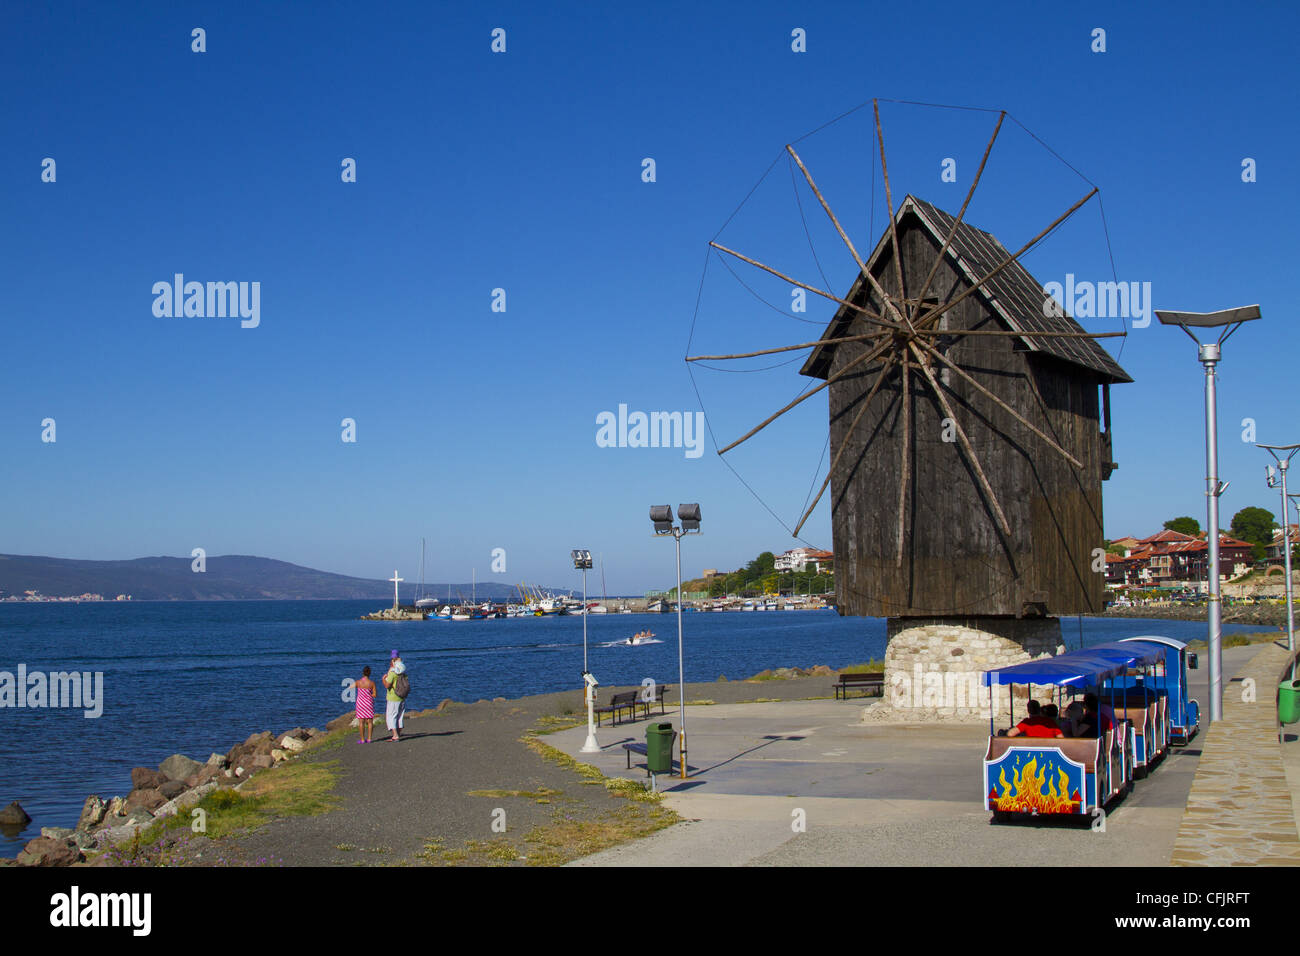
828,218,1105,618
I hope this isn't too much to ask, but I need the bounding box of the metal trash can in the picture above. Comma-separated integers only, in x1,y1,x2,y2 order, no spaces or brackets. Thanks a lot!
646,722,675,773
1279,680,1300,725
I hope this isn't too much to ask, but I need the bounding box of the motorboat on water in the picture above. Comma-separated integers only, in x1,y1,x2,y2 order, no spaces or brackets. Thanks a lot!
610,631,657,647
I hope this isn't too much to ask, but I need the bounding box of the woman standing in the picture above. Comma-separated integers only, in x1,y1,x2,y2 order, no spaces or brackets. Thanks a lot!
355,665,377,743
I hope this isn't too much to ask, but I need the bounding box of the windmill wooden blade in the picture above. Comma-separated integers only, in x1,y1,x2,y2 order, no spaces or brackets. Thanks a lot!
686,332,884,363
709,241,900,330
911,111,1005,318
874,99,913,328
719,335,893,454
793,353,898,536
934,329,1125,339
785,146,869,276
908,341,1011,536
917,339,1083,468
912,187,1099,334
895,353,911,566
784,146,910,330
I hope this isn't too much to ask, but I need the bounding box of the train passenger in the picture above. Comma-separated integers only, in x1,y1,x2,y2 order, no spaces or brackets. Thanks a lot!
1006,699,1063,738
1084,693,1115,732
1075,699,1111,738
1060,700,1085,736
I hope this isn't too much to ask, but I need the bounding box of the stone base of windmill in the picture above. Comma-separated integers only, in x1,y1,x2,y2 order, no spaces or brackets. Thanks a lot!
859,617,1065,724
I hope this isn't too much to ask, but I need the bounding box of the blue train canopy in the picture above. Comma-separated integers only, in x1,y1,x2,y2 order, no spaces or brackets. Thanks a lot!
982,640,1167,687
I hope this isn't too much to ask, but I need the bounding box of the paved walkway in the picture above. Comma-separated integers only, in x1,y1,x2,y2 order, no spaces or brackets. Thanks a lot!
1172,641,1300,865
552,646,1267,866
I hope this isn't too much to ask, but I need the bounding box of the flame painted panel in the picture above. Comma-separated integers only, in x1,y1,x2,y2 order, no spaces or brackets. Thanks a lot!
984,747,1088,815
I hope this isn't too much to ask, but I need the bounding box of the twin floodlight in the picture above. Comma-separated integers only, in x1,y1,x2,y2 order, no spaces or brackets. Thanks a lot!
571,549,593,570
650,504,702,534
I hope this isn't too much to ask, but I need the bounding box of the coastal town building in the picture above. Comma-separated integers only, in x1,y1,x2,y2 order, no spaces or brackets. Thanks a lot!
1267,525,1300,563
1105,529,1255,591
773,547,834,573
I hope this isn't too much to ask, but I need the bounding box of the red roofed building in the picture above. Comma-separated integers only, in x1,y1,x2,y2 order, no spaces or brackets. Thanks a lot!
1140,531,1253,585
1268,525,1300,563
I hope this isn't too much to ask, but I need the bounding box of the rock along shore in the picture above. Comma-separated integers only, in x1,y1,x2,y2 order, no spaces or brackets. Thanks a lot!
3,721,339,866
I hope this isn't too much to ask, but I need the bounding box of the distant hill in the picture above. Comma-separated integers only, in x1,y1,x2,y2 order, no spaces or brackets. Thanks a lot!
0,554,527,602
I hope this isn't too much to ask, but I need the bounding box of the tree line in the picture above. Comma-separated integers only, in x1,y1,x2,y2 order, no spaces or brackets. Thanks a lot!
672,551,835,598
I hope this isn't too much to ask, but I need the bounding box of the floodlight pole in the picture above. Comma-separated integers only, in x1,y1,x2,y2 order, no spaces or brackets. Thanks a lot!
673,527,686,779
651,505,698,779
572,549,599,754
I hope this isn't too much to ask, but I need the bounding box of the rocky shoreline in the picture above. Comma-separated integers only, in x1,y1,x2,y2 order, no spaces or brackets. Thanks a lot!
2,718,348,866
1097,605,1288,628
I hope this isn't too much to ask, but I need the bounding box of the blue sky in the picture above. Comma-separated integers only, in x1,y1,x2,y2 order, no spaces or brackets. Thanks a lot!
2,1,1297,595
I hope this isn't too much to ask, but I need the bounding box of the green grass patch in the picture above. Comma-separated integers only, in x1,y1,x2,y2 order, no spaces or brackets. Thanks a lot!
466,787,562,799
521,736,604,779
1188,631,1279,650
87,758,342,865
603,777,659,803
417,837,519,866
523,804,678,866
531,714,585,735
837,660,885,674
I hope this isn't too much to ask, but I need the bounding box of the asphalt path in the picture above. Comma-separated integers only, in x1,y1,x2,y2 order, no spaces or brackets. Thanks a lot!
224,677,834,865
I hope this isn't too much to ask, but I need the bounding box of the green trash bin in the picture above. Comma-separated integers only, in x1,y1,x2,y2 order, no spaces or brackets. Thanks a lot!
1279,681,1300,725
646,722,675,774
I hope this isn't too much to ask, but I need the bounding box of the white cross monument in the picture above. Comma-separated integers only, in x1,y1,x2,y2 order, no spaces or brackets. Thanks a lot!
390,570,403,609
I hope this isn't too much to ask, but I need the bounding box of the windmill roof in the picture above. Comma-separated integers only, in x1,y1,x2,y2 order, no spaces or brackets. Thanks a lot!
800,195,1132,384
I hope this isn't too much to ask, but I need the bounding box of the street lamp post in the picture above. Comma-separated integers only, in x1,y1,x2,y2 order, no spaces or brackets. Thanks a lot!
651,503,701,779
1261,446,1299,652
1156,305,1261,726
572,549,598,753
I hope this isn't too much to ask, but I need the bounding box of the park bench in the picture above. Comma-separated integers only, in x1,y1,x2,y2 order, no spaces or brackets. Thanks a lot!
621,735,676,776
637,683,671,719
834,671,884,699
595,691,639,727
623,742,649,772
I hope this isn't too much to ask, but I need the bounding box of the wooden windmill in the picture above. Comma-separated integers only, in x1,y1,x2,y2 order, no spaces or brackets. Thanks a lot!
689,105,1131,621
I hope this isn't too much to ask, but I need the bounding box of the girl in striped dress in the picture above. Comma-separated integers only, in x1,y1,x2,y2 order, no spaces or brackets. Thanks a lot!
355,666,377,743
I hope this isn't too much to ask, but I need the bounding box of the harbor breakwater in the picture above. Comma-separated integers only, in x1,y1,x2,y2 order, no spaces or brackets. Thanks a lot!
1097,604,1290,628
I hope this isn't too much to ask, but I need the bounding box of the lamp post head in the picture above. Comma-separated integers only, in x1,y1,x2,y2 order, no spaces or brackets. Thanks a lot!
677,503,702,532
571,549,593,570
1155,305,1261,328
650,505,675,534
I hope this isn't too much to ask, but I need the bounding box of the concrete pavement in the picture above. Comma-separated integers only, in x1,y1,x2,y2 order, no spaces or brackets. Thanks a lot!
555,645,1269,866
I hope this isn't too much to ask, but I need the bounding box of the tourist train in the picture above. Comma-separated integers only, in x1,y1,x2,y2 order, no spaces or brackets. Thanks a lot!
982,635,1199,823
